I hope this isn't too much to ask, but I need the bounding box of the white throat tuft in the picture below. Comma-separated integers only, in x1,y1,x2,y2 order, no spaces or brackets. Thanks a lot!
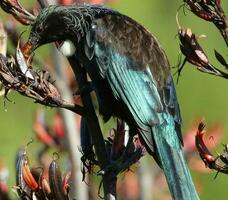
58,40,76,57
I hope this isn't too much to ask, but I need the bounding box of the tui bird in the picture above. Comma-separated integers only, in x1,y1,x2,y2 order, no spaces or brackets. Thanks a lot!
22,4,199,199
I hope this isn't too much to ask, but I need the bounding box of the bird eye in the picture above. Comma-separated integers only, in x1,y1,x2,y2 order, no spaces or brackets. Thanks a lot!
36,26,43,33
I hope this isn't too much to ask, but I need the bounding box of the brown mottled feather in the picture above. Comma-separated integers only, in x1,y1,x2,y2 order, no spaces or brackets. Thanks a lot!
95,15,170,92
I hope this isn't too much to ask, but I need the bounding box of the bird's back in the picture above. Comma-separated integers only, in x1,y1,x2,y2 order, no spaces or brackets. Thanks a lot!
69,6,183,152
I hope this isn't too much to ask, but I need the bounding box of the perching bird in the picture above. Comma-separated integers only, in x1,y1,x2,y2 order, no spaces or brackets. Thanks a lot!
23,4,199,199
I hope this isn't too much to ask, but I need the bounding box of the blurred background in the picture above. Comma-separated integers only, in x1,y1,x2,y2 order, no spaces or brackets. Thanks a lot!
0,0,227,199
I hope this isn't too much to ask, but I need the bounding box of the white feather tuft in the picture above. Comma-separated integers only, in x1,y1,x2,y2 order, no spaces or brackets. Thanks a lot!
58,40,76,57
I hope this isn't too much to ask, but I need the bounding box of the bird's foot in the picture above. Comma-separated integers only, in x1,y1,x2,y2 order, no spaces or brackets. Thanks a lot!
97,148,142,176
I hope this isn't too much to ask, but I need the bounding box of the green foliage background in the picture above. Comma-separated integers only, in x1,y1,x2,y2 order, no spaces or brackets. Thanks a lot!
0,0,228,199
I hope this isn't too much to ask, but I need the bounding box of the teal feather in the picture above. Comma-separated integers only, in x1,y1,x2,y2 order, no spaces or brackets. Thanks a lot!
153,114,199,199
94,42,160,150
93,42,199,199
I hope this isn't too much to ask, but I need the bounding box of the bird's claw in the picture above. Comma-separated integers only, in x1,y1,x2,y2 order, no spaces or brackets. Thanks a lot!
97,148,142,177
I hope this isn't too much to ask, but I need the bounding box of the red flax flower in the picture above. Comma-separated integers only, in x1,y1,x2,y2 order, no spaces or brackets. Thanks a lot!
195,122,215,168
195,122,228,175
184,119,224,154
33,110,55,147
184,119,223,173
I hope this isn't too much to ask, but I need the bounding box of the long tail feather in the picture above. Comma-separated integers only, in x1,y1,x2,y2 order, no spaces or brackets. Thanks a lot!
153,115,199,200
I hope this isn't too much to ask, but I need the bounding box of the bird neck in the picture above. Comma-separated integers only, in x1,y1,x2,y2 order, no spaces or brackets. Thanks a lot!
60,5,121,42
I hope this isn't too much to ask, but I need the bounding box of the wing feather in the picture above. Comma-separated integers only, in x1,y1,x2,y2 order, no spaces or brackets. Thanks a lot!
83,13,182,150
95,40,163,150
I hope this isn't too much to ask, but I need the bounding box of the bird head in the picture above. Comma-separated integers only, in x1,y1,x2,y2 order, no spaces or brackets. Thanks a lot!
22,5,77,58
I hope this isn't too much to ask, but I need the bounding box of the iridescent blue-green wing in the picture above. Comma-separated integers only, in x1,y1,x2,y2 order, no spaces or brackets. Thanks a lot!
84,14,182,151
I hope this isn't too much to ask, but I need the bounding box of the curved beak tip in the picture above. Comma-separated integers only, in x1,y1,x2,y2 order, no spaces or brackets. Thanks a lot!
21,41,34,60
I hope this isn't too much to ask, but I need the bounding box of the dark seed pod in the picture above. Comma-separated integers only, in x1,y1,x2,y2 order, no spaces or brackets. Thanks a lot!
214,50,228,69
49,158,67,200
15,148,32,199
38,173,52,200
187,1,213,22
15,37,34,80
220,154,228,165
